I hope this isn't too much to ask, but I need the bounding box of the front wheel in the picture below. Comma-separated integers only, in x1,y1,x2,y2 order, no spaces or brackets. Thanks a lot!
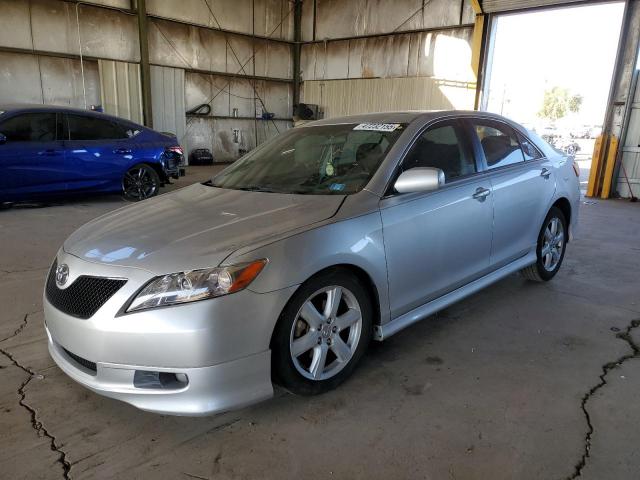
271,269,373,395
520,206,567,282
122,164,160,201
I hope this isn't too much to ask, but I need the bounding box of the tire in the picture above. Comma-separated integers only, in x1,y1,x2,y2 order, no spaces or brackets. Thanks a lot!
271,269,373,395
520,206,567,282
122,164,161,201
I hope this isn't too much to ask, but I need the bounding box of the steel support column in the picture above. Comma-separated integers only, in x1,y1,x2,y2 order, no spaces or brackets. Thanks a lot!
137,0,153,127
470,0,488,110
292,0,303,108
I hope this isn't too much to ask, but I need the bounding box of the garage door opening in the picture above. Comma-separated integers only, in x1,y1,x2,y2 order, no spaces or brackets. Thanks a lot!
481,2,625,193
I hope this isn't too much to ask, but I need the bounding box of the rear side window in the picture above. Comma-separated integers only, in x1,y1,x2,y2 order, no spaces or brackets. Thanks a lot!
517,131,543,160
66,114,129,141
474,122,525,169
0,113,57,142
402,122,476,182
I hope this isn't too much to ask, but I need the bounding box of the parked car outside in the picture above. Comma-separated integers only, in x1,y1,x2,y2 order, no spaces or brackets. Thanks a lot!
44,111,580,415
0,104,184,203
554,137,581,155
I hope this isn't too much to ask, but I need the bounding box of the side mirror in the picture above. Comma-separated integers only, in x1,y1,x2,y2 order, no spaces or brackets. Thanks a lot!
394,167,445,194
0,133,6,145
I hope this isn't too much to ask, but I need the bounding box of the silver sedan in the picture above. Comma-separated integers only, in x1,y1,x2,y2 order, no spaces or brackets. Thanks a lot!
44,111,580,415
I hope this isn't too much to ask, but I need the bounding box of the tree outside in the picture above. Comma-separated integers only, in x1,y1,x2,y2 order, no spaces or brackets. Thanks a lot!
538,87,583,121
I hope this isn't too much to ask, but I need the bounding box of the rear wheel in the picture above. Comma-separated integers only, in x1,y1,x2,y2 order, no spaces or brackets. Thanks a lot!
520,206,567,282
122,164,160,201
271,269,373,395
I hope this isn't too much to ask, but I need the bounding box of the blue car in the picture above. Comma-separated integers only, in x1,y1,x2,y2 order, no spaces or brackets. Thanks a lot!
0,104,184,203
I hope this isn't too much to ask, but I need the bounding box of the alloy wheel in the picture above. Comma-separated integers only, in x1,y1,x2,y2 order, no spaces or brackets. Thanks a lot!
123,166,158,201
541,216,564,272
289,286,363,381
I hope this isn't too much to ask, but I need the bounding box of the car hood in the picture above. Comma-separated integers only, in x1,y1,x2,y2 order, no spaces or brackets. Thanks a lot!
63,184,345,274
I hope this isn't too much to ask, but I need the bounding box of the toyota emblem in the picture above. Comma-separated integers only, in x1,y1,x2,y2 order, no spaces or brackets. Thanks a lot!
55,264,69,287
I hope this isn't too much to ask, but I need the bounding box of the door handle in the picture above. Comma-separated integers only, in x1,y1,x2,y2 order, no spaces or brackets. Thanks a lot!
472,187,491,201
114,148,132,154
38,149,59,156
540,167,551,179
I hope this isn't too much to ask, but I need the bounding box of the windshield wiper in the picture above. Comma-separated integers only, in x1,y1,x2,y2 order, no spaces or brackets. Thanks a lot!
235,185,280,193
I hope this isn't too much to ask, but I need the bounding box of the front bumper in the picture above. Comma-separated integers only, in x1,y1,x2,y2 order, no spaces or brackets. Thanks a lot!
47,327,272,415
44,250,297,415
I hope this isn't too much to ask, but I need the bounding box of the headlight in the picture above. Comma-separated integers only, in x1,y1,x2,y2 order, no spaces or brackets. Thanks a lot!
126,259,267,312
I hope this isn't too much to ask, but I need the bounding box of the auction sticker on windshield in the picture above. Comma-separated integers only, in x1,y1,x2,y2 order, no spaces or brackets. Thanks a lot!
353,123,401,132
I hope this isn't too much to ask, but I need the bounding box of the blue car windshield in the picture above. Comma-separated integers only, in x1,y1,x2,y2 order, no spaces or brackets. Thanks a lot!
210,123,405,195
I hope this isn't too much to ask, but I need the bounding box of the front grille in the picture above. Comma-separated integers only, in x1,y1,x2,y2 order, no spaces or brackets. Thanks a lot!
46,261,127,319
63,348,97,373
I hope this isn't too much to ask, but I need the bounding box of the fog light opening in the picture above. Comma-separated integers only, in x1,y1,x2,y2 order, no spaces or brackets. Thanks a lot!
134,370,189,390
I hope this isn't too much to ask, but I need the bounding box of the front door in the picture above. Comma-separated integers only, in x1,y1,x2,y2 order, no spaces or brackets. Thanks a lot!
380,120,493,319
0,112,66,198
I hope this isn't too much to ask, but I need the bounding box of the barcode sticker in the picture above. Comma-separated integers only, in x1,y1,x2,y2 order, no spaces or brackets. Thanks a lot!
353,123,400,132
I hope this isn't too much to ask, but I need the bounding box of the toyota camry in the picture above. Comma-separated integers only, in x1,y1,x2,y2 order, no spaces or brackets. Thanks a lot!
44,111,580,415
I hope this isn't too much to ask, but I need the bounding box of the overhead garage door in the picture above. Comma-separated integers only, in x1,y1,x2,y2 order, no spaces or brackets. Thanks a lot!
481,0,586,13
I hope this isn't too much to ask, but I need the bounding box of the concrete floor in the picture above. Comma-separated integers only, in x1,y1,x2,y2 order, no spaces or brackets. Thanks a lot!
1,166,639,479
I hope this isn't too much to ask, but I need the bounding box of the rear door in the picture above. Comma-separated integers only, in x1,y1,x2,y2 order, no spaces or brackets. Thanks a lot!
379,119,493,319
62,113,134,193
468,118,555,268
0,112,66,197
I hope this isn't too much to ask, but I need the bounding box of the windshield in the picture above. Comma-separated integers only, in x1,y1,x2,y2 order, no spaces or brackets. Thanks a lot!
210,123,405,195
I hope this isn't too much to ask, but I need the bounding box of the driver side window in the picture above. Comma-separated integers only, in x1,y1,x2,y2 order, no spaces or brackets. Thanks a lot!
402,122,476,183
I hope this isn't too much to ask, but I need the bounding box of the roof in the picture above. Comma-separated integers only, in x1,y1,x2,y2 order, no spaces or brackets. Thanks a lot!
301,110,515,127
0,104,141,126
0,103,93,112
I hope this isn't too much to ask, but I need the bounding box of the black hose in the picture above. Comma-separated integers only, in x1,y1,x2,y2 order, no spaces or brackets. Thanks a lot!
186,104,212,116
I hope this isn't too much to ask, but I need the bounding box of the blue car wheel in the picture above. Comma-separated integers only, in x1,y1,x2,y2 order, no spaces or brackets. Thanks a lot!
122,164,161,202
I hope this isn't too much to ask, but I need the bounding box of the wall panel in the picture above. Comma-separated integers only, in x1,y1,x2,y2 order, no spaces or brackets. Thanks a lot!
147,0,294,41
301,76,475,118
301,28,474,81
149,18,292,80
302,0,473,41
0,51,100,107
185,117,290,161
99,60,143,123
185,72,292,119
151,65,186,146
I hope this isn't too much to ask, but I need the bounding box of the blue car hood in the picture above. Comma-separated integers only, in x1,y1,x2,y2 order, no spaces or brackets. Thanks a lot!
63,183,344,274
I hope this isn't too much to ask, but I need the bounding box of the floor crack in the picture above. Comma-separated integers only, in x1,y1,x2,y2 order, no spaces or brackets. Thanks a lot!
0,312,31,343
0,311,71,479
566,318,640,479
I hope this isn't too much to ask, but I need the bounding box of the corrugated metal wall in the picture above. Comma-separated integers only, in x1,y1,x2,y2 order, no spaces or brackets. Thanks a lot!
300,1,477,118
302,77,475,117
301,29,475,81
98,60,144,123
151,65,186,147
0,51,100,107
146,0,294,41
0,0,140,62
300,0,475,41
186,116,289,162
0,0,294,161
